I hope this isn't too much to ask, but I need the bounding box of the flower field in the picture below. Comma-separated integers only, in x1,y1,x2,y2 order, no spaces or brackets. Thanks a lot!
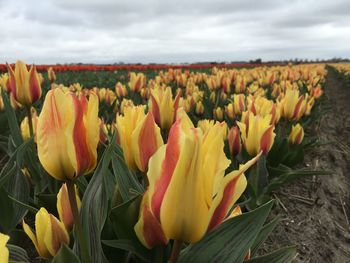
0,61,349,263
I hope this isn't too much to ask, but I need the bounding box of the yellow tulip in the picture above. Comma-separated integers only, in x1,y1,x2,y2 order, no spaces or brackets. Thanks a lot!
134,112,260,248
0,73,10,93
280,89,305,121
213,107,223,121
47,67,56,83
149,86,181,130
237,112,275,156
129,72,146,92
228,126,241,158
116,105,163,172
37,88,99,181
23,208,69,259
115,82,127,98
195,101,204,115
288,124,304,145
7,60,42,106
57,183,81,231
0,233,9,263
20,108,38,141
233,94,246,115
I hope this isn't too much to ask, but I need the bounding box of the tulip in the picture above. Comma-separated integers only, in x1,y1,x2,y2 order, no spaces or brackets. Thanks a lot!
47,67,56,83
233,94,246,115
228,126,241,158
7,60,42,106
115,82,127,98
195,101,204,115
134,113,261,248
225,103,235,120
213,107,223,121
0,233,9,263
116,106,163,172
0,73,10,93
23,208,69,258
129,72,146,92
149,86,181,130
37,88,99,181
288,124,304,145
237,112,275,156
20,108,38,141
57,183,81,231
280,89,305,121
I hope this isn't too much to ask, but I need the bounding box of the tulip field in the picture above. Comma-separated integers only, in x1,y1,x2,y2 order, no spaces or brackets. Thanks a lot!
0,61,349,263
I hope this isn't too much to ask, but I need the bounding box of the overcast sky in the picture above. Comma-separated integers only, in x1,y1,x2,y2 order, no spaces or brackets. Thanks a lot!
0,0,349,64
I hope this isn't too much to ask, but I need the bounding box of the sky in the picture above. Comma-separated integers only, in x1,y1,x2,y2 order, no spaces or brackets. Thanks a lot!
0,0,349,64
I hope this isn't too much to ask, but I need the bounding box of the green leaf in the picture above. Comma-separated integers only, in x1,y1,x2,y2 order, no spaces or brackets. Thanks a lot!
7,169,30,227
1,91,23,147
247,155,268,199
0,187,15,233
111,145,143,201
8,244,30,263
52,244,81,263
109,195,141,239
80,141,114,263
102,239,150,262
265,167,332,194
245,246,296,263
251,218,280,256
179,200,274,263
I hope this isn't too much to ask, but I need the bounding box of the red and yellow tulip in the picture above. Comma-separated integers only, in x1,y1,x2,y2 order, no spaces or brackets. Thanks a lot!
23,208,69,258
37,88,100,181
7,60,42,106
288,124,304,145
134,113,260,248
237,112,275,156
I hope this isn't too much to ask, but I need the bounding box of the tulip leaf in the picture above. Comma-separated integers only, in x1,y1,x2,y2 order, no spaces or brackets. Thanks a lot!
52,244,81,263
111,145,144,201
251,217,280,256
265,167,332,194
7,169,30,226
8,244,30,263
102,239,150,262
0,187,15,233
1,91,23,147
179,200,274,263
245,246,297,263
80,140,114,263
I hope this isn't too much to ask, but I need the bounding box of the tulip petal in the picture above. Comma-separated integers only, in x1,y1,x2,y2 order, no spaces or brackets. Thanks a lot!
23,220,43,257
207,153,261,231
134,191,168,249
0,233,9,262
44,215,69,257
37,89,76,180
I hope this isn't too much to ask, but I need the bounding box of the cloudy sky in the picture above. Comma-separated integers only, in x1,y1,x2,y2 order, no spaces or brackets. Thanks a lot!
0,0,349,64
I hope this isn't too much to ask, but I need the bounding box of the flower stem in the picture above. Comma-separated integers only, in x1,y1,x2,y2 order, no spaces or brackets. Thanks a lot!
169,240,182,263
26,106,34,138
66,180,91,263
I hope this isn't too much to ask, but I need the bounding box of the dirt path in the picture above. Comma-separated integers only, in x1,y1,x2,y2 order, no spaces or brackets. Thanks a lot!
262,67,350,263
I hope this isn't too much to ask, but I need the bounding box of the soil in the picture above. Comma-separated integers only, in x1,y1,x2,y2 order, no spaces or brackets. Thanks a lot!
261,68,350,263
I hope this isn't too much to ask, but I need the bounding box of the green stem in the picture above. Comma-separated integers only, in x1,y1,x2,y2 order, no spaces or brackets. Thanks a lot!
169,240,182,263
66,180,91,263
26,106,34,138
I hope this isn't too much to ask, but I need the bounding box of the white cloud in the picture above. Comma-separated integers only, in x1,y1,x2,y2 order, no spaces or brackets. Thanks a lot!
0,0,349,63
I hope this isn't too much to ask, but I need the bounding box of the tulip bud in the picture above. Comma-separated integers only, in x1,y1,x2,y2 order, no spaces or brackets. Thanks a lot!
237,112,275,156
37,88,99,181
115,82,127,98
0,233,9,263
129,72,146,92
117,106,163,172
228,126,241,158
288,124,304,145
7,61,42,106
0,73,10,93
214,107,223,121
195,101,204,115
20,108,38,141
47,67,56,83
57,183,81,231
23,208,69,258
225,103,235,120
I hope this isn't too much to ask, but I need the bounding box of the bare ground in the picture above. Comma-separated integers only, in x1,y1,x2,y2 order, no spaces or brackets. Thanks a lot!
262,68,350,263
